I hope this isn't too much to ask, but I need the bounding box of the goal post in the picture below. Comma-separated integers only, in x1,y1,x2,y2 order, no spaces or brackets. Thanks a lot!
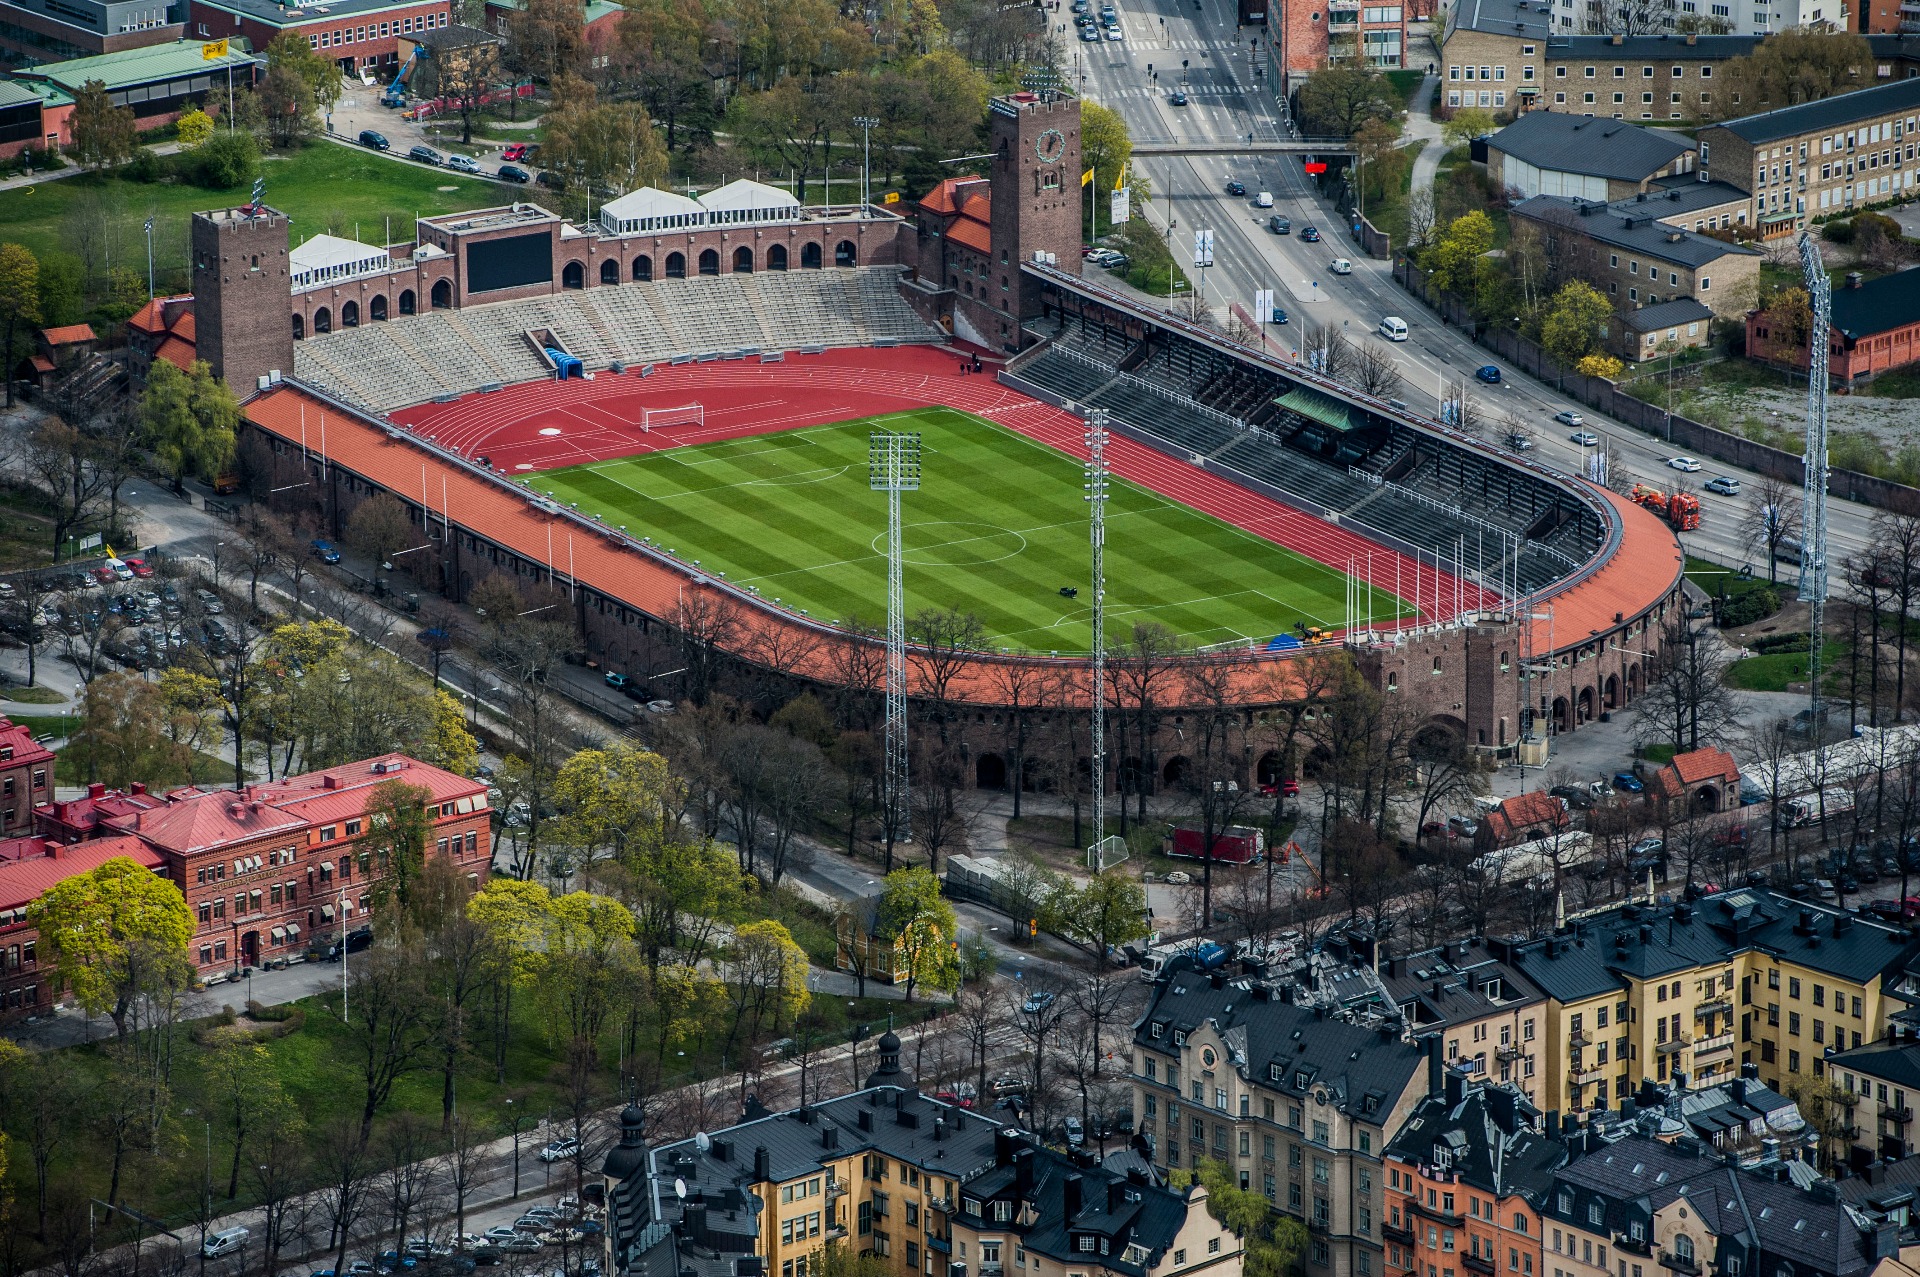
641,403,705,433
1087,833,1129,871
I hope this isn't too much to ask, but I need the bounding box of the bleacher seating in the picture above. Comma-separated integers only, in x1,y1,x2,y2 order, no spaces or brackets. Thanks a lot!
292,267,940,414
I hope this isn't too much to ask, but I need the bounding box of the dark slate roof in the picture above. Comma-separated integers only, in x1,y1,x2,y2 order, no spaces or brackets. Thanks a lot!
1619,299,1717,331
1496,891,1919,1005
1544,32,1762,59
1135,967,1429,1123
1835,1154,1920,1215
1832,268,1920,343
1713,77,1920,145
1450,0,1550,40
1384,1078,1566,1202
1827,1039,1920,1090
1551,1136,1874,1277
1380,939,1548,1036
1639,176,1754,216
1489,113,1692,181
1511,195,1761,268
1866,35,1920,63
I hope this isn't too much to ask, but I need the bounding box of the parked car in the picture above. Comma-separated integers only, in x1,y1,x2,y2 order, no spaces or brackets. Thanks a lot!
124,557,154,577
502,143,536,162
446,154,482,174
498,1238,542,1255
1447,815,1479,838
1706,475,1742,495
538,1137,580,1163
1475,365,1503,384
195,589,224,614
1021,991,1056,1014
1549,784,1595,810
359,130,391,150
408,144,443,166
1612,771,1644,793
1063,1116,1085,1147
498,164,531,183
204,1228,251,1260
1163,870,1190,884
482,1229,519,1245
311,538,341,563
1504,432,1534,451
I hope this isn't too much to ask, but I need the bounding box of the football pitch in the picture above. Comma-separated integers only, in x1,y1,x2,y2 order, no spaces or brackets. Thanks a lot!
534,407,1411,651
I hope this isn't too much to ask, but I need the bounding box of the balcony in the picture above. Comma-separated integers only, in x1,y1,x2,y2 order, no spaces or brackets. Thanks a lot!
1694,999,1731,1018
927,1195,952,1213
1656,1036,1693,1056
1384,1224,1415,1245
1890,1107,1914,1125
1693,1032,1735,1058
1570,1063,1609,1086
1410,1200,1464,1226
1659,1254,1702,1276
1465,1256,1496,1275
1496,1044,1522,1062
1570,1030,1591,1048
929,1238,952,1255
828,1182,849,1199
826,1226,849,1241
1614,1236,1652,1258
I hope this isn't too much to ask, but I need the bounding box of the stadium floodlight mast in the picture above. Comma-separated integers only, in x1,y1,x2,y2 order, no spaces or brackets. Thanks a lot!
870,430,922,845
854,116,880,217
1084,410,1111,850
1796,230,1832,734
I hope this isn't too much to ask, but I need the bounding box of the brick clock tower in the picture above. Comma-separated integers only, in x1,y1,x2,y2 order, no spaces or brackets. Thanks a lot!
987,89,1083,345
191,206,296,396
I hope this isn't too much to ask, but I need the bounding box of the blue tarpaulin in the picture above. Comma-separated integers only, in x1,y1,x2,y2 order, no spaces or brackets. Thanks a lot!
1265,633,1302,651
548,349,583,379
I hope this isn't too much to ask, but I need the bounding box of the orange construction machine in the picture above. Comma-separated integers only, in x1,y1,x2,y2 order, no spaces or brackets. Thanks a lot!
1630,483,1701,531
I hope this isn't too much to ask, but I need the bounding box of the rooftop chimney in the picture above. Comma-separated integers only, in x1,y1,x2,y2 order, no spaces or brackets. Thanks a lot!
753,1146,772,1182
1846,271,1865,289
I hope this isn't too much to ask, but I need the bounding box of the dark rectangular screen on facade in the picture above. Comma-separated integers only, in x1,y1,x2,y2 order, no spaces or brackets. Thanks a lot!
466,233,553,293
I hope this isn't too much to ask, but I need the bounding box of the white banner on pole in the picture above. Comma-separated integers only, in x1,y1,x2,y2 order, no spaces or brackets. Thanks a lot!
1110,186,1131,224
1193,228,1214,268
1254,288,1274,320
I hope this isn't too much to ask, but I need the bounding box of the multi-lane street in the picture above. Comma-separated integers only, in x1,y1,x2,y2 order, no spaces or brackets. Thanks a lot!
1064,0,1884,574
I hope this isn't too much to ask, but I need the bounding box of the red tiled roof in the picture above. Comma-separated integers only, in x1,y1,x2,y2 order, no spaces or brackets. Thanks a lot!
27,356,53,375
1530,486,1683,649
39,783,165,836
154,334,196,371
40,324,94,346
127,298,169,335
107,789,307,855
0,717,57,771
171,310,196,342
1487,790,1570,842
1670,746,1739,785
918,178,991,218
250,753,485,825
945,217,993,254
0,835,164,912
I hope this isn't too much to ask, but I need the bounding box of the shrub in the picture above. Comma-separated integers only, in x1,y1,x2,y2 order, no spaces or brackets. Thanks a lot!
1718,587,1780,628
1823,218,1856,244
1750,630,1809,653
193,130,259,189
126,147,165,183
1576,353,1624,379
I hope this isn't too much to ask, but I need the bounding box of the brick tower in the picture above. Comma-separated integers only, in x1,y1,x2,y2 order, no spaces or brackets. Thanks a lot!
191,206,295,395
987,89,1083,336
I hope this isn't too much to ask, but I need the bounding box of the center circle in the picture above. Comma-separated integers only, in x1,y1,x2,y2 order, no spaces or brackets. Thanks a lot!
870,521,1028,567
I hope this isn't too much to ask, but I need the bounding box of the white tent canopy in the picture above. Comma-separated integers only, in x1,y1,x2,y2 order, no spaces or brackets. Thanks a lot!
289,234,392,291
698,178,802,225
599,187,705,236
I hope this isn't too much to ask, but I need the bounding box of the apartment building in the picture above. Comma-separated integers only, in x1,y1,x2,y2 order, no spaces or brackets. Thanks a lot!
602,1036,1243,1277
1438,0,1553,117
1380,941,1550,1109
35,753,489,974
1696,77,1920,235
1130,966,1436,1277
0,717,53,836
184,0,449,76
1509,194,1762,318
1540,34,1762,119
1613,298,1718,360
0,0,180,68
1382,1072,1565,1277
0,834,164,1020
1827,1040,1920,1166
1272,0,1408,97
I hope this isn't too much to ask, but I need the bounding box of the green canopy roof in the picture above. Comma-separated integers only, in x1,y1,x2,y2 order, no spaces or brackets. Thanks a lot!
1277,385,1351,431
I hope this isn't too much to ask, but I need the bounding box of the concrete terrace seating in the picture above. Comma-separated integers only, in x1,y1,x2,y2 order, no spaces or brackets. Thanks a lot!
291,268,941,414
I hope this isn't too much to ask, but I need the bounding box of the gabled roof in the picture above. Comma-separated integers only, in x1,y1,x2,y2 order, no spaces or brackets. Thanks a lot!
599,187,703,221
1709,76,1920,145
1386,1080,1565,1201
1827,1040,1920,1091
1832,268,1920,343
109,788,307,855
1489,113,1692,183
1671,746,1741,784
154,335,197,372
0,836,165,912
1485,790,1570,843
0,717,55,772
40,324,95,346
698,178,801,214
1511,195,1762,268
1618,299,1717,332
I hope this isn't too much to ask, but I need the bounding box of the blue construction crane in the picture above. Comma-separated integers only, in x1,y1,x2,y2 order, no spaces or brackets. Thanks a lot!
382,45,426,107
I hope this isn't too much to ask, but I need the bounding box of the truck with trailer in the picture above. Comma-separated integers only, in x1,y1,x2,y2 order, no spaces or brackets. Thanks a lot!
1778,786,1855,829
1165,824,1265,865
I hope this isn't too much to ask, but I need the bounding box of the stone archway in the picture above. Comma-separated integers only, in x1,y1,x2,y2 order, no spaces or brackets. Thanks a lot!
400,289,417,315
1604,674,1620,710
976,754,1007,790
1577,687,1595,724
801,242,823,269
600,259,620,284
768,244,788,271
562,261,585,289
835,239,857,267
666,252,687,278
341,300,359,328
1551,696,1570,734
370,295,388,321
1162,755,1191,787
431,280,452,309
698,248,720,275
292,313,305,340
733,245,754,273
634,255,652,281
313,306,332,334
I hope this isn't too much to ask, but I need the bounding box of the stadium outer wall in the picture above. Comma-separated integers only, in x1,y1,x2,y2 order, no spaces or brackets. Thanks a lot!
238,357,1685,765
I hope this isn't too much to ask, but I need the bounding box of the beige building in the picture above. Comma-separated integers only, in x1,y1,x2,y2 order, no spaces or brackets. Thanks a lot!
1439,20,1761,120
602,1035,1244,1277
1510,194,1762,320
1379,941,1551,1109
1697,76,1920,237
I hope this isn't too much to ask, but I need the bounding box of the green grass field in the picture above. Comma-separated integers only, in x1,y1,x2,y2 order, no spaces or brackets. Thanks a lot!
535,408,1410,651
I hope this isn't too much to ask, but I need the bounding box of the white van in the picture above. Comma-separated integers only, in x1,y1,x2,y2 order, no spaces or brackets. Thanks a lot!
1378,316,1409,341
203,1228,250,1260
1254,191,1274,207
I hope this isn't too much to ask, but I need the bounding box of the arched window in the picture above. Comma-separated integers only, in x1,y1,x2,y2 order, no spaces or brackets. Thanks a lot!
600,259,620,284
767,244,788,271
314,306,332,334
698,248,719,275
666,252,686,278
801,242,823,269
341,300,359,328
562,261,585,289
634,255,652,281
834,239,857,267
370,295,388,321
399,289,417,315
292,313,305,340
430,280,452,309
733,245,753,273
1674,1238,1694,1265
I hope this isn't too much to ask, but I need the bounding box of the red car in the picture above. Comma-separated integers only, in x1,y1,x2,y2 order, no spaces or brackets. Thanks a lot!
91,565,117,584
502,143,536,162
124,557,153,578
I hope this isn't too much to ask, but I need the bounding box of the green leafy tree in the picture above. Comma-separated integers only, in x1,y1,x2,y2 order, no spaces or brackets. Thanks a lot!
1576,353,1624,379
1081,99,1132,239
618,0,719,152
367,780,434,914
141,358,236,491
1294,66,1399,138
268,30,341,113
722,919,811,1054
0,242,39,408
196,130,260,188
551,742,678,868
27,855,193,1038
877,865,959,1002
1540,279,1613,365
1441,106,1496,147
67,672,197,790
541,96,670,197
1423,210,1495,296
67,80,137,171
36,250,84,328
1182,1159,1307,1277
1061,870,1151,959
1710,30,1870,120
424,690,479,777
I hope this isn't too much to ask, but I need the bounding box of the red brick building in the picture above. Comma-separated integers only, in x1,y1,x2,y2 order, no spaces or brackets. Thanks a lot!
185,0,449,76
0,834,165,1019
0,717,56,837
1650,746,1741,813
1746,266,1920,387
37,753,489,976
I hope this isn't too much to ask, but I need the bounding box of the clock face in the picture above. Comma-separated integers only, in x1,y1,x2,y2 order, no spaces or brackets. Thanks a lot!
1035,127,1066,164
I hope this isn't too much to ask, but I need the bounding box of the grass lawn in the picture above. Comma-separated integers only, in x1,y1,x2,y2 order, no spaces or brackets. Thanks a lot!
1863,366,1920,398
0,141,496,295
1384,69,1426,101
0,684,66,703
1638,743,1677,764
1724,638,1845,692
533,408,1408,652
1686,556,1774,599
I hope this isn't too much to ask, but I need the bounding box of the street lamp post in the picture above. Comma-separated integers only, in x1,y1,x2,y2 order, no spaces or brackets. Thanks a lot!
854,116,879,217
144,218,154,301
506,1098,523,1196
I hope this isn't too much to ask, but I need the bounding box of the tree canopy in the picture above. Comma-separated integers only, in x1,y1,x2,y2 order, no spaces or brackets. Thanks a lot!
28,855,194,1037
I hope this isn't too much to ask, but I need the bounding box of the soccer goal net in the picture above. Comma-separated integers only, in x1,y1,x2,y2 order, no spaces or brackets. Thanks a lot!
1087,833,1129,871
641,403,705,433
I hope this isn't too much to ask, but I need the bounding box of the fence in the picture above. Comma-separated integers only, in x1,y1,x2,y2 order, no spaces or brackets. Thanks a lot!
1391,259,1920,517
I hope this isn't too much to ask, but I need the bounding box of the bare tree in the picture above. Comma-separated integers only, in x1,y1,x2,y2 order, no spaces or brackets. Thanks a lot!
1353,341,1406,399
1635,615,1741,753
316,1114,375,1277
1741,478,1804,585
1299,320,1355,382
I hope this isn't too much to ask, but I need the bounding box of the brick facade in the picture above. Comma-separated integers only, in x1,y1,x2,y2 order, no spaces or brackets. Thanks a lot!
185,0,449,73
0,717,54,836
0,834,164,1020
192,206,297,394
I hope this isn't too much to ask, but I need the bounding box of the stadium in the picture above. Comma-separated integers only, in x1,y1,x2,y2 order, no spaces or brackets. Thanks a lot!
206,88,1685,766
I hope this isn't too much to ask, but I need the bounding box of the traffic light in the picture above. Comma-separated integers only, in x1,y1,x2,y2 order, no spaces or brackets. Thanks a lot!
1029,917,1039,938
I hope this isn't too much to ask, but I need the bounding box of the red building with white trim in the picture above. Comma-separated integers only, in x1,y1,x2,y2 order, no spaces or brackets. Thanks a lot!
0,717,56,837
1747,266,1920,387
0,834,166,1019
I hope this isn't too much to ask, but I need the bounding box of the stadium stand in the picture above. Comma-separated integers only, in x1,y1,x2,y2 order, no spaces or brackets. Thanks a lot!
1014,314,1608,597
294,268,941,414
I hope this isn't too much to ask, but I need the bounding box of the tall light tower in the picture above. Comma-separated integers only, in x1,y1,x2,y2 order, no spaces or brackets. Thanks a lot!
871,430,921,841
1797,230,1832,731
1085,411,1111,846
854,115,879,216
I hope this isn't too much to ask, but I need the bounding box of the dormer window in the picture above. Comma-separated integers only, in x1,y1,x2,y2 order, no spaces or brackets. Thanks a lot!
1296,1072,1310,1089
1174,1031,1188,1046
1152,1023,1165,1039
1269,1063,1283,1082
994,1201,1012,1222
1077,1238,1096,1254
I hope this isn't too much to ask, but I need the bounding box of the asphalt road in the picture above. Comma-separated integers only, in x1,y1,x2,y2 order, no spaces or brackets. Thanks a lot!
1069,0,1884,576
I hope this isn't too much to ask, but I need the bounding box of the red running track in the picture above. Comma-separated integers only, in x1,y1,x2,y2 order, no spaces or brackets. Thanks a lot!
393,346,1494,628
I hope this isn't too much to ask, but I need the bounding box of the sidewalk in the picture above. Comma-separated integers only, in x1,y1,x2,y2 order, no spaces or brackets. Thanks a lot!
0,142,183,194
